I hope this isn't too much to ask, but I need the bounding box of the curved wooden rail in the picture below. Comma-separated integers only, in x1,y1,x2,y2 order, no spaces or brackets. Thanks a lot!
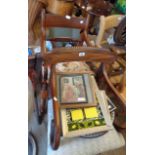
43,47,117,65
102,64,126,128
50,68,61,150
40,8,92,53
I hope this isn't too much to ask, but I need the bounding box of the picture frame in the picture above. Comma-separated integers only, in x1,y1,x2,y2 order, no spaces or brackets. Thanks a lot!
106,96,117,112
102,91,117,112
56,73,97,108
60,90,113,138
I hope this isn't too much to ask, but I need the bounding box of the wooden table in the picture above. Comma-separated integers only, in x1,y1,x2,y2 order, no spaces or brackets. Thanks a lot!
74,0,113,16
74,0,113,34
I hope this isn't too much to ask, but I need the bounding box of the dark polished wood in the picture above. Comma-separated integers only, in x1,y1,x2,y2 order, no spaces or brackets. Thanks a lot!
41,8,91,54
74,0,113,16
50,68,61,149
46,0,74,16
45,13,88,29
43,47,117,65
96,62,126,129
41,8,46,54
47,46,117,149
28,46,117,149
31,9,119,150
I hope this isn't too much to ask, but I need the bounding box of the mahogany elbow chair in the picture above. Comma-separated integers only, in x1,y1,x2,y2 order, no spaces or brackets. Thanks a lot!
43,47,117,150
28,8,94,123
28,9,118,150
28,47,117,149
40,8,93,51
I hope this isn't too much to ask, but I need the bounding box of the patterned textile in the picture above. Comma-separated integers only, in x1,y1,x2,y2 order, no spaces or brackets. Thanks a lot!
56,61,92,73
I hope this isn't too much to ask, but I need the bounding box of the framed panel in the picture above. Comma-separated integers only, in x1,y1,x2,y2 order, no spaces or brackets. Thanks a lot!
61,90,113,137
57,73,97,108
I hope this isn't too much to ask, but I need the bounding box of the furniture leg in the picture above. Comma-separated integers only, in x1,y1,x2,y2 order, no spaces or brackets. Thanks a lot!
50,68,61,150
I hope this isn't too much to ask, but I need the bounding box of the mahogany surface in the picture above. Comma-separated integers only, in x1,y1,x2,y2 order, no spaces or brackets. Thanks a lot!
41,8,92,53
96,60,126,129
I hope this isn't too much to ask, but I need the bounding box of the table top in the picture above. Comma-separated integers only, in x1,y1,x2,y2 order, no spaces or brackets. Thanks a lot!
75,0,113,16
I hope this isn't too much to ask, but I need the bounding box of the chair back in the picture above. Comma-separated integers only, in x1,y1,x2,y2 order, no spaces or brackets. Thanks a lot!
41,9,90,53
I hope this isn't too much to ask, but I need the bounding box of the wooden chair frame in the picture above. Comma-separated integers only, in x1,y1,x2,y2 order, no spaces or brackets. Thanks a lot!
96,61,126,129
28,9,123,150
96,15,125,47
46,47,117,149
28,46,117,150
40,8,92,53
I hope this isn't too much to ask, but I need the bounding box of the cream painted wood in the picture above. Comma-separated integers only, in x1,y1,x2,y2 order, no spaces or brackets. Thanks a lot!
96,15,125,47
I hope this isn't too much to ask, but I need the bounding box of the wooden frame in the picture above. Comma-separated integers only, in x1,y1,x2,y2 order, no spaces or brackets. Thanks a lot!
48,47,116,149
96,62,126,129
28,46,117,149
46,0,74,16
40,8,92,54
29,9,118,148
96,15,125,47
60,91,113,138
58,74,88,104
56,73,97,108
74,0,113,16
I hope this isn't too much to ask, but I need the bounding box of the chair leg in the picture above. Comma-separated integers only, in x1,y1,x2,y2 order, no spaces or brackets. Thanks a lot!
50,119,60,150
50,97,61,149
114,108,126,129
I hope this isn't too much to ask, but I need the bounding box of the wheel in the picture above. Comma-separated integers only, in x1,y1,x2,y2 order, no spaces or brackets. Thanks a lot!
114,17,126,46
28,132,38,155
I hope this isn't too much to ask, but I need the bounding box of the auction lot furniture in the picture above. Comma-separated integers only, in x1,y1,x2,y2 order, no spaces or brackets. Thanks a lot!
96,15,125,47
96,54,126,129
46,0,74,16
29,47,124,155
74,0,113,36
74,0,113,16
40,8,92,50
28,46,117,150
28,2,126,154
45,47,117,149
